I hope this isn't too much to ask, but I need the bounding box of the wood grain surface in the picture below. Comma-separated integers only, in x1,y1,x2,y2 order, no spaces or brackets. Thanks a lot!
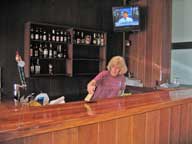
1,88,192,144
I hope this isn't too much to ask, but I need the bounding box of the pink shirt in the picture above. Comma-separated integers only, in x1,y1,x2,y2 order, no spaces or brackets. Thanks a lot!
92,70,126,100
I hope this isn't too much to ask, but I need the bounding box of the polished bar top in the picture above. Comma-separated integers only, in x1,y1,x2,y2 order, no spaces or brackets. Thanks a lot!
1,88,192,142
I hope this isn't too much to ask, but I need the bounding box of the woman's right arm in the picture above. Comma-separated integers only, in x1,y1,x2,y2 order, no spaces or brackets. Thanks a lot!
87,71,108,94
87,80,96,94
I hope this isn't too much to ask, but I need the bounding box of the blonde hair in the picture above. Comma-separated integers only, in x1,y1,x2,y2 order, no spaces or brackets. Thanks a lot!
107,56,128,75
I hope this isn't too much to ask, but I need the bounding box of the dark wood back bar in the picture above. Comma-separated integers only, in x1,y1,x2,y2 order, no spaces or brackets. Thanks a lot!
1,88,192,144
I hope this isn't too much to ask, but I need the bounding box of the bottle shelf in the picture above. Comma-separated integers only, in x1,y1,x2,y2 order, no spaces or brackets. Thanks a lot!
30,39,71,45
24,22,107,77
30,57,67,60
73,58,100,61
30,73,69,77
73,43,105,47
73,73,98,76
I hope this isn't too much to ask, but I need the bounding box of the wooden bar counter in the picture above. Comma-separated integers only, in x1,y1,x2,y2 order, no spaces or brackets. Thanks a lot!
1,88,192,144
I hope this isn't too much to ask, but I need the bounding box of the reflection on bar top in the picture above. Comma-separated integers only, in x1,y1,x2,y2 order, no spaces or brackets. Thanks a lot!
169,89,192,100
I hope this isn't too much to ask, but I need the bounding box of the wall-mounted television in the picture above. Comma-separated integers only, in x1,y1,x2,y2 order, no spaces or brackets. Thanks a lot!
112,5,141,32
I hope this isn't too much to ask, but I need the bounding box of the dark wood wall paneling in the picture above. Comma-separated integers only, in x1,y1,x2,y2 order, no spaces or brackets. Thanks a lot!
162,0,172,83
101,0,124,60
0,1,8,95
0,0,172,101
126,0,172,87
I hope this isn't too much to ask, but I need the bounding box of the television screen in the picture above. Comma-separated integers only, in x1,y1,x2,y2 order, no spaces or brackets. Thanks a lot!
112,6,141,32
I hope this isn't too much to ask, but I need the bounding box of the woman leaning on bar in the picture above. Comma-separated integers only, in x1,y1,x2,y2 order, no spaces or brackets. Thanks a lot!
87,56,128,101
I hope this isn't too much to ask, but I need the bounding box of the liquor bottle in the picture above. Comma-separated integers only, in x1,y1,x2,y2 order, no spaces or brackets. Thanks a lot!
85,33,91,45
29,44,33,57
30,61,35,74
57,45,63,58
64,31,67,43
30,64,35,74
43,44,48,58
42,29,47,41
52,29,56,41
34,44,39,57
53,44,57,58
76,31,81,44
92,33,97,45
35,59,41,74
63,47,66,59
57,44,63,58
49,43,53,58
30,26,34,40
73,31,77,44
48,29,51,41
48,63,53,75
60,30,64,42
39,44,43,58
39,28,43,40
100,33,105,46
81,31,85,44
67,31,71,43
35,27,39,40
56,30,60,42
97,33,101,46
